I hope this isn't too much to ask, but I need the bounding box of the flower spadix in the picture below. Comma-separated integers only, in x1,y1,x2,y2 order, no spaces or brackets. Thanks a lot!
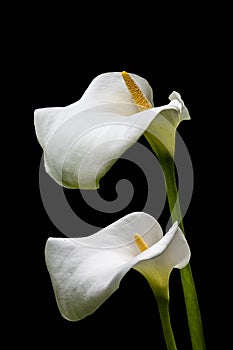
45,212,190,321
34,71,190,189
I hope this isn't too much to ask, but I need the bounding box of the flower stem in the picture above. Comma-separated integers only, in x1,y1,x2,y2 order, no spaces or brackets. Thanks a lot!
156,297,178,350
137,269,178,350
160,155,206,350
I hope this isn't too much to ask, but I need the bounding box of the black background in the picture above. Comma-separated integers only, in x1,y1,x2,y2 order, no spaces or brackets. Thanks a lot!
20,4,229,349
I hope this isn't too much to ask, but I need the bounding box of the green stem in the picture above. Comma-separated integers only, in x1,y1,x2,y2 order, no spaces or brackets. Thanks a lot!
157,297,178,350
135,265,178,350
161,155,206,350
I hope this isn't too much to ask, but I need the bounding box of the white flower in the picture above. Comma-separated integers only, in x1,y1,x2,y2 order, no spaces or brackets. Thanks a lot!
34,72,190,189
45,212,190,321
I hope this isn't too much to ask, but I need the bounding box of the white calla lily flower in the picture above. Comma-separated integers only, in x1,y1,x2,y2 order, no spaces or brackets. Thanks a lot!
45,212,190,321
34,71,190,189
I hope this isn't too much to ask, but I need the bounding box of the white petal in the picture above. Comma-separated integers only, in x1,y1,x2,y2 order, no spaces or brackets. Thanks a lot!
134,222,191,271
45,212,163,321
42,102,183,189
145,91,191,157
34,107,63,149
34,72,153,149
35,72,190,189
133,222,190,297
81,72,154,109
169,91,191,122
77,211,163,249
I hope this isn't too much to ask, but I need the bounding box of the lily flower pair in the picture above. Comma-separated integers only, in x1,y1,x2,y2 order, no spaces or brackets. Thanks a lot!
35,72,191,323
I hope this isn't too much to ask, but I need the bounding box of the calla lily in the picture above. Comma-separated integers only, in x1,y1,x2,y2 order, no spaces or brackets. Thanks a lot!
34,71,190,189
45,212,190,321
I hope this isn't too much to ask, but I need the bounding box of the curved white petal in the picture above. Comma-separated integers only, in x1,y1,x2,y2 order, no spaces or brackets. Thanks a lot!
35,72,190,188
76,212,163,249
81,72,154,109
168,91,191,123
45,212,190,321
133,222,190,276
132,222,190,300
34,72,153,149
39,104,185,189
145,91,191,157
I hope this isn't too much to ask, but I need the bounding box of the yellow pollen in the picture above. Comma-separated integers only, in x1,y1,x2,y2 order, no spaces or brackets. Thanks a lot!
122,71,152,111
134,233,149,252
